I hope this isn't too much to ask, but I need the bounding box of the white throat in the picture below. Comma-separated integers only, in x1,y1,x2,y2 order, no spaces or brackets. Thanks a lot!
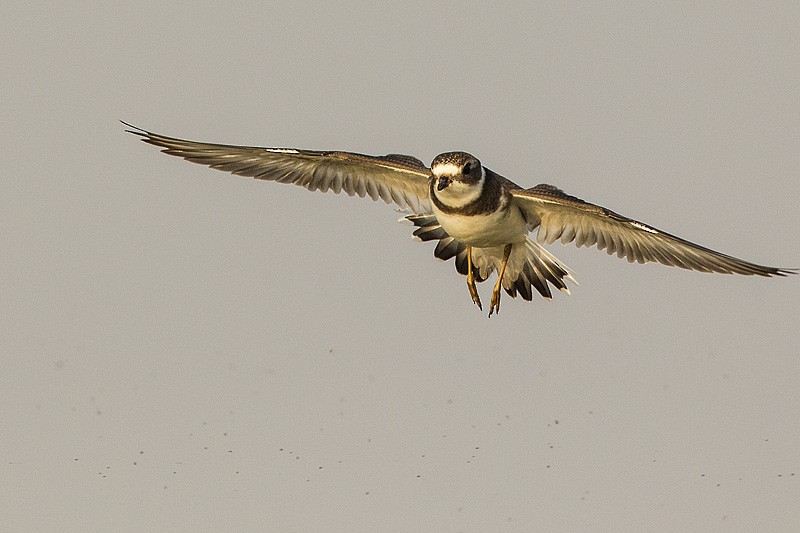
433,167,485,209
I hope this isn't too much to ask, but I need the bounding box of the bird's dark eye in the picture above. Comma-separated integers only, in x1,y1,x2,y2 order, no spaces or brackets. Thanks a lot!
462,163,472,175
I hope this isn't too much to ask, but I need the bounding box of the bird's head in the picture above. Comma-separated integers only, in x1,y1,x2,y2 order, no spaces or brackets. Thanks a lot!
430,152,484,207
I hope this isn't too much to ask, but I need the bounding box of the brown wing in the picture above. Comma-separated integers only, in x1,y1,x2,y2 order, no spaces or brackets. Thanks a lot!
512,184,795,276
124,122,432,213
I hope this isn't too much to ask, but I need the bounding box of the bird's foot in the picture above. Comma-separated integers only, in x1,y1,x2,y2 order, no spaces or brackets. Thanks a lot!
467,276,482,310
466,245,482,310
488,243,512,317
488,283,502,317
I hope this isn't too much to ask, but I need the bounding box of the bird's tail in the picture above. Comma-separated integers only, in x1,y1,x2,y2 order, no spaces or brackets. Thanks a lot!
404,214,576,300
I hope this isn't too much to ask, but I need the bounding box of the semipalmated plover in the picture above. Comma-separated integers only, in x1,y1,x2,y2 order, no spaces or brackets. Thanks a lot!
125,123,795,316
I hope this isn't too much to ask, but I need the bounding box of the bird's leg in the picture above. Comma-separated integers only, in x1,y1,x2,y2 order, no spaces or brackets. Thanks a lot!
466,245,482,310
489,244,513,317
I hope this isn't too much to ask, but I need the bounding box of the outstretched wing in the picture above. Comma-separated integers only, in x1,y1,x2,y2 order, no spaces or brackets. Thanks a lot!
512,184,795,276
124,122,432,213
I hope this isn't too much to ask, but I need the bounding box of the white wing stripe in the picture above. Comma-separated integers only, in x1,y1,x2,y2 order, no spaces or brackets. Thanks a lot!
512,188,792,277
126,124,433,214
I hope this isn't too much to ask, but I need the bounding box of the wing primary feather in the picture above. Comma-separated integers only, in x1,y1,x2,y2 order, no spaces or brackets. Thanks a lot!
513,187,794,277
125,122,432,213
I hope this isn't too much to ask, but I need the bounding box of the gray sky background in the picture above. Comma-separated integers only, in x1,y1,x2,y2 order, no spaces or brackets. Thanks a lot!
3,2,799,531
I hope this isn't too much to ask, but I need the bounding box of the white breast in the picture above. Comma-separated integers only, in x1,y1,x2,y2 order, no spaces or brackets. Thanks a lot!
433,202,529,248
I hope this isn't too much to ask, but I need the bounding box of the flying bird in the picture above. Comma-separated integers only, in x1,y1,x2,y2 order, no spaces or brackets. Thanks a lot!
124,122,795,316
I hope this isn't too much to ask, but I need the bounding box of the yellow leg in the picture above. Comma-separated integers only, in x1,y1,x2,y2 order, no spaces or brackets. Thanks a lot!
489,244,513,317
466,246,482,310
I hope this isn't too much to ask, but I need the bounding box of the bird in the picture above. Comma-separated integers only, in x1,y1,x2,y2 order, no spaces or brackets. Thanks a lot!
123,122,795,316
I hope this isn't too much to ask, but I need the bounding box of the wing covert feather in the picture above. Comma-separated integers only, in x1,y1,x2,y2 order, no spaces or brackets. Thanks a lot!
125,123,432,213
512,185,794,277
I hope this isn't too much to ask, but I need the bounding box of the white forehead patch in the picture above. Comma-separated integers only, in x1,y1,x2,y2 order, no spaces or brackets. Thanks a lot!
432,162,463,177
265,148,300,154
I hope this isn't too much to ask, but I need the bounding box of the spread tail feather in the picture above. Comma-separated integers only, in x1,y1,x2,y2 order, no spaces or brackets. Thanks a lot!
404,214,576,300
